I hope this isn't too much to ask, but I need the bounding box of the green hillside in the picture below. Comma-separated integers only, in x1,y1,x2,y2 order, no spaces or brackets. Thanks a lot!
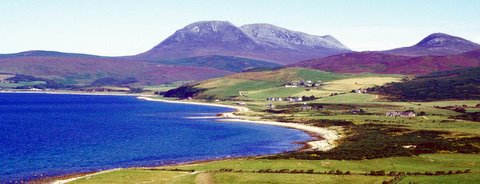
163,68,402,100
155,55,282,72
375,67,480,101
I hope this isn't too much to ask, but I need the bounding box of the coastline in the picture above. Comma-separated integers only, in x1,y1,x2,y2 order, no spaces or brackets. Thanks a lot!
137,96,341,151
4,92,341,183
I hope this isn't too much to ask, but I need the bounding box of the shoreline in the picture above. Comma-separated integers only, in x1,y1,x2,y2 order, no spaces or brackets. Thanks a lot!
4,92,341,183
137,96,341,151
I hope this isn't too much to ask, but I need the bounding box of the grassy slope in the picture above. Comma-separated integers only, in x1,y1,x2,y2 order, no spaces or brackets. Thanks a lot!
71,154,479,184
156,55,282,72
170,154,480,173
376,67,480,101
291,50,480,75
70,170,194,184
0,56,232,87
192,68,401,100
275,93,480,135
214,173,389,184
399,174,480,184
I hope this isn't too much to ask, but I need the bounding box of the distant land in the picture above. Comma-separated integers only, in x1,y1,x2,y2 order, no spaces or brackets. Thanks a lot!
0,21,480,89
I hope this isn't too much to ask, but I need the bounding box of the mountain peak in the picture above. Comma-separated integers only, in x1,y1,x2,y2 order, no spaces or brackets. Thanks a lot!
183,21,237,34
136,21,351,64
415,32,478,48
384,33,480,56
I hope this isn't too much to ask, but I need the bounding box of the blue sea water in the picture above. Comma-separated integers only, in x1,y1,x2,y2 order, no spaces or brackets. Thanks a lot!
0,93,310,182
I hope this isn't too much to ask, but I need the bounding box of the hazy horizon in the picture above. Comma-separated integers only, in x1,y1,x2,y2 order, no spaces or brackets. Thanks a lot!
1,0,479,56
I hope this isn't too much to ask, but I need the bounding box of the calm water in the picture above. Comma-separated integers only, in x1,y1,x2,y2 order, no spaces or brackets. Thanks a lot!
0,93,310,182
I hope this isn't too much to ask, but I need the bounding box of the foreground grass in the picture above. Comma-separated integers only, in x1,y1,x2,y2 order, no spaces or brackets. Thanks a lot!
399,173,480,184
70,154,479,183
170,154,480,174
214,172,390,184
70,170,195,184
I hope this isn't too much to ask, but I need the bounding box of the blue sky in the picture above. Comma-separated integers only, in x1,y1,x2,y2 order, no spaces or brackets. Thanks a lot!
1,0,479,56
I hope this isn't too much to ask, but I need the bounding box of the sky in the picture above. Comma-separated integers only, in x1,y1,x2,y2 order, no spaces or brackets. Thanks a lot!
1,0,479,56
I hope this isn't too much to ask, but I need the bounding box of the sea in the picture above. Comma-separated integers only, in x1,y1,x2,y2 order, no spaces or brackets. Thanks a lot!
0,93,310,182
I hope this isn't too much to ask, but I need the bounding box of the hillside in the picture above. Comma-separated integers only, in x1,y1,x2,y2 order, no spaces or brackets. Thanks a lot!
163,68,401,100
373,67,480,101
155,55,282,72
133,21,351,64
291,49,480,75
0,51,231,87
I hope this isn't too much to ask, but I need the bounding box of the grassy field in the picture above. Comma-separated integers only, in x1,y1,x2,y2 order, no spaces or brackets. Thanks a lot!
399,173,480,184
70,170,195,184
0,81,46,88
169,154,480,173
319,77,401,93
213,173,390,184
191,68,402,100
143,81,194,92
70,154,479,183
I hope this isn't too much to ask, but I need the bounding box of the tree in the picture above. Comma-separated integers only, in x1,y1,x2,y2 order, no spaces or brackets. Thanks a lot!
454,107,466,113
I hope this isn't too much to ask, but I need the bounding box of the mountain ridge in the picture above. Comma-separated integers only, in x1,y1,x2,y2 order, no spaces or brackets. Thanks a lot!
291,49,480,75
134,21,351,64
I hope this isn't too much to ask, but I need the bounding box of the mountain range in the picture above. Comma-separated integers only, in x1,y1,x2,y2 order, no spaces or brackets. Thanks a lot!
291,49,480,75
133,21,351,64
291,33,480,75
0,51,232,86
1,21,480,86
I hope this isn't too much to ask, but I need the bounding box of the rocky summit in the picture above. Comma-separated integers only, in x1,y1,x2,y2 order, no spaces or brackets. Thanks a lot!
135,21,351,64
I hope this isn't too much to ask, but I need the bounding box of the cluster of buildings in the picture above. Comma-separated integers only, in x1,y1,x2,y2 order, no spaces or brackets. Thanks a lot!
352,88,368,94
267,103,312,111
284,80,323,88
386,111,416,117
266,97,303,102
79,88,128,93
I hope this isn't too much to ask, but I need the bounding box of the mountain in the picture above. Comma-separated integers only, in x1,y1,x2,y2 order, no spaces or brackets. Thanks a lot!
155,55,282,72
134,21,350,64
0,50,100,59
384,33,480,56
240,23,349,55
291,49,480,75
0,51,231,86
373,67,480,101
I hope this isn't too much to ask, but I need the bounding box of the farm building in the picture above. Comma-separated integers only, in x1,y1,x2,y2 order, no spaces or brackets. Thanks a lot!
386,111,416,117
